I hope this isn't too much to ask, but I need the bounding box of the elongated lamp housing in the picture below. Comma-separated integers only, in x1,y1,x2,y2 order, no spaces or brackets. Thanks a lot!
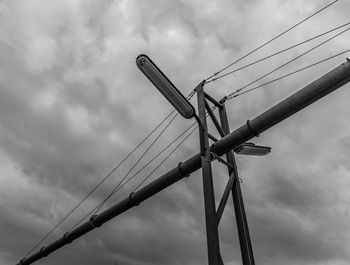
234,143,271,156
136,54,195,119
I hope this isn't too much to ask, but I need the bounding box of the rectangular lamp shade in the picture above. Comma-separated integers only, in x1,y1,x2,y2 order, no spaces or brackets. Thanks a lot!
136,54,195,119
234,143,271,156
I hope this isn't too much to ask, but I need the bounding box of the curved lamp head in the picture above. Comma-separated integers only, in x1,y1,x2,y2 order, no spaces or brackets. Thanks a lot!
136,54,195,119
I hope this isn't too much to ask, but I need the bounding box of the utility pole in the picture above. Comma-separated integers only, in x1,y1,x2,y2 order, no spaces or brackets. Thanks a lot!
17,59,350,265
137,55,258,265
196,82,224,265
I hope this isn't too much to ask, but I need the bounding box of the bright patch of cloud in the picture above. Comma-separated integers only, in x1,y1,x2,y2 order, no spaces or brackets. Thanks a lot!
65,105,91,134
25,36,57,71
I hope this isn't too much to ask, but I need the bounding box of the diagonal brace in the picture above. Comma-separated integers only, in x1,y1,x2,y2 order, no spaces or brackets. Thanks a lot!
216,170,237,225
210,152,233,170
205,100,225,137
205,92,223,109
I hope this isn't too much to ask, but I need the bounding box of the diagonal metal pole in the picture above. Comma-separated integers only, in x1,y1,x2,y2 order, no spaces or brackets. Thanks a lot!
195,82,224,265
219,101,255,265
216,171,235,224
17,59,350,265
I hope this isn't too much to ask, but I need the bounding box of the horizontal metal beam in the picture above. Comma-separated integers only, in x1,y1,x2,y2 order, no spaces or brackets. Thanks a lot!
18,59,350,265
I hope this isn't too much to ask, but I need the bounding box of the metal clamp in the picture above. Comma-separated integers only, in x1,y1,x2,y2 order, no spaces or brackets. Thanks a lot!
63,232,73,244
246,120,260,137
219,96,228,104
40,246,48,257
178,162,190,177
89,215,101,228
129,192,140,206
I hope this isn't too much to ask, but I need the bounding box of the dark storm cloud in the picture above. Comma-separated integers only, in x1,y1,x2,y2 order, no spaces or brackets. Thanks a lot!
0,38,140,194
1,1,350,265
249,171,344,261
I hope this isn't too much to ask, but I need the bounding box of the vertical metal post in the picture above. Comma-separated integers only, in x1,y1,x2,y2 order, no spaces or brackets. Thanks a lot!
219,101,255,265
196,83,223,265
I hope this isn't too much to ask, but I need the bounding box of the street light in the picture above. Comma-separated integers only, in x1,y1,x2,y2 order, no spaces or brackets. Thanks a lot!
136,54,270,265
136,54,195,119
234,142,271,156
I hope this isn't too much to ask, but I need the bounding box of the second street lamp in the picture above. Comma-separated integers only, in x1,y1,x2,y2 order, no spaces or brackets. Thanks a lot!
234,143,271,156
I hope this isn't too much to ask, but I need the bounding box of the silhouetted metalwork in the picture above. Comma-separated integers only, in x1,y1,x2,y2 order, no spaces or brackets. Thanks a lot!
18,59,350,265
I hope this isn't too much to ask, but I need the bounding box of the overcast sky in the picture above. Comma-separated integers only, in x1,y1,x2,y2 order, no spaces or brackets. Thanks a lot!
1,0,350,265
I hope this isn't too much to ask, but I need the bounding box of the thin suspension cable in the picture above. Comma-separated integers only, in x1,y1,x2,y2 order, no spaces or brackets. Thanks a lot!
22,86,197,259
62,91,197,233
226,27,350,99
126,124,197,188
93,90,197,214
22,109,176,259
67,122,198,232
132,100,218,192
132,125,198,192
227,49,350,99
205,0,339,82
93,113,179,214
206,22,350,83
23,8,334,250
18,2,340,257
